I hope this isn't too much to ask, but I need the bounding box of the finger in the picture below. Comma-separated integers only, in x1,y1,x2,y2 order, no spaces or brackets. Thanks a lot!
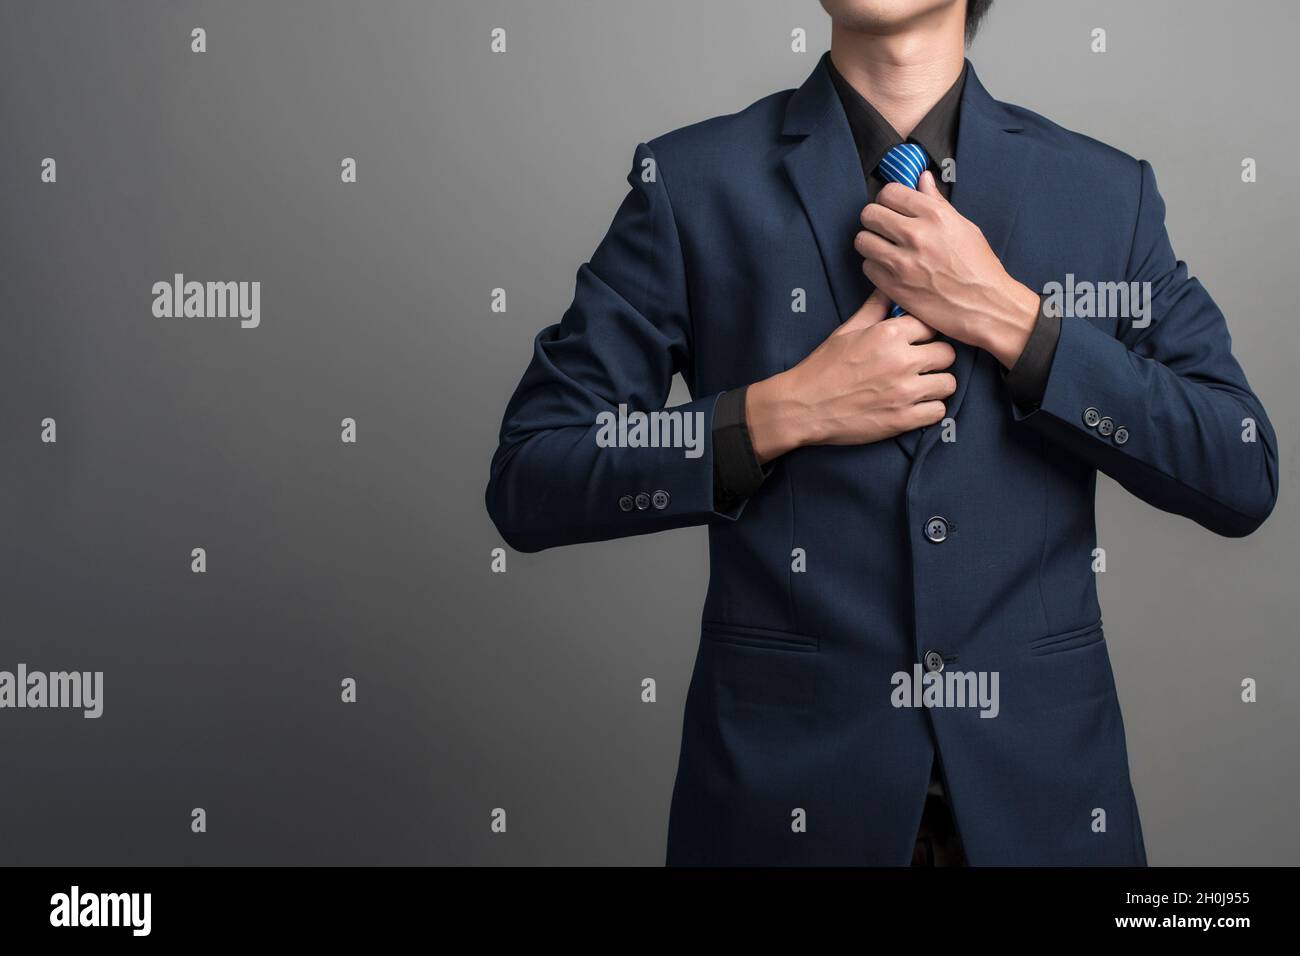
854,228,898,266
917,169,946,200
913,340,957,372
874,181,931,217
858,202,912,246
883,315,936,344
903,400,948,429
833,287,890,336
910,371,958,403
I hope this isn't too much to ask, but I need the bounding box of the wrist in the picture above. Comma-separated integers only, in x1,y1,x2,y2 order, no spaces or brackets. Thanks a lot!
982,276,1042,370
745,371,808,465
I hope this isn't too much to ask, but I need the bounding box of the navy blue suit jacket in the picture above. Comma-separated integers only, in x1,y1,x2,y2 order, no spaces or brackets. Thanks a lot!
486,57,1278,865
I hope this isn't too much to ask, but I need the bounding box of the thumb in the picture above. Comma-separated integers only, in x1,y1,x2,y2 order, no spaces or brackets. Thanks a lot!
918,169,945,199
833,287,890,336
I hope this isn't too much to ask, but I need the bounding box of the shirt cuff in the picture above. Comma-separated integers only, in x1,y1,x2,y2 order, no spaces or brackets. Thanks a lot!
712,385,771,509
1002,294,1062,411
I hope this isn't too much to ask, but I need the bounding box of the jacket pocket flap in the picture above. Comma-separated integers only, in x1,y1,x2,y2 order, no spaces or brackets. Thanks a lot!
702,621,819,652
1028,620,1104,656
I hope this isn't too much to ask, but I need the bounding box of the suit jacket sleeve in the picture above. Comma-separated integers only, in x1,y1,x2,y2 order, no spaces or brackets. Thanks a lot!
1012,158,1279,537
486,143,740,552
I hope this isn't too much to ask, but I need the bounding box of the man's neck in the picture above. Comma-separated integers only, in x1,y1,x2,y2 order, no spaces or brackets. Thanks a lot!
828,9,966,140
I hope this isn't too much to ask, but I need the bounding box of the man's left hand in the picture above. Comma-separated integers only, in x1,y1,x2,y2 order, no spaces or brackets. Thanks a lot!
855,170,1041,370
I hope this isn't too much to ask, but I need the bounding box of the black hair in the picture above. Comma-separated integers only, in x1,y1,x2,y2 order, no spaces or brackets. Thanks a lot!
966,0,994,43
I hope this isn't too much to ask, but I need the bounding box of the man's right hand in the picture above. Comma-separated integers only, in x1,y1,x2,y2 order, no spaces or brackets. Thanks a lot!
745,289,957,465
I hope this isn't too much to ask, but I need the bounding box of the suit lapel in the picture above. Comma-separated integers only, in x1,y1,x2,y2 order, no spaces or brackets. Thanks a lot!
781,55,875,330
911,64,1029,470
781,55,897,451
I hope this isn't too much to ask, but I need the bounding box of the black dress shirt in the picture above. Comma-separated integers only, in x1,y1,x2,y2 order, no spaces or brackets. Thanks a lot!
713,59,1061,509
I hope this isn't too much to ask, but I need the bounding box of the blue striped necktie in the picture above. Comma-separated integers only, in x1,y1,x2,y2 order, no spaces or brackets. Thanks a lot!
876,142,930,317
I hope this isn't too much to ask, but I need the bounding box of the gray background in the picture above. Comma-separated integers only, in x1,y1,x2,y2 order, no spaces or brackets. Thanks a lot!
0,0,1295,865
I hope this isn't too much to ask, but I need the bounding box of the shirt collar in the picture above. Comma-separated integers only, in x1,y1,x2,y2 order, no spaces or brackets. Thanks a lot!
826,57,967,179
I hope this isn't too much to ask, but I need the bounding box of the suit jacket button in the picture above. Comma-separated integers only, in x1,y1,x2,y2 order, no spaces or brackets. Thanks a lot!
1083,407,1101,428
1113,425,1129,445
1097,416,1114,437
634,492,651,511
618,495,635,512
924,516,949,543
923,650,945,673
651,490,670,510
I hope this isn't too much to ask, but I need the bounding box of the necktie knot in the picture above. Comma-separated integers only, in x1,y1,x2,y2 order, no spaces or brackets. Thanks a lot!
877,142,930,189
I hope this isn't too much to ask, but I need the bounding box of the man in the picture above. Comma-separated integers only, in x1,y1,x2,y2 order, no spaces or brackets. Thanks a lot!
486,0,1278,865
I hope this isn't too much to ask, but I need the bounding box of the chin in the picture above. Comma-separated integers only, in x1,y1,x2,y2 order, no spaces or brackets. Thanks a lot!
820,0,960,34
